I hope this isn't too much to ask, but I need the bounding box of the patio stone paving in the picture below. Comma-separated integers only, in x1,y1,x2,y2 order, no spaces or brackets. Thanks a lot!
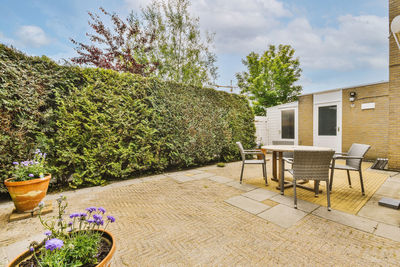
1,166,400,266
225,195,271,214
257,204,308,229
242,188,278,201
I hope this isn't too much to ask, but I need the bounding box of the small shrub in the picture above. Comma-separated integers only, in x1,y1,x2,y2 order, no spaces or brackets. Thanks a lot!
217,162,225,167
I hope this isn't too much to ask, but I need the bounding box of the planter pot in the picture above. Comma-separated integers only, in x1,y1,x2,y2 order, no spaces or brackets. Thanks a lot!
7,230,116,267
4,174,51,212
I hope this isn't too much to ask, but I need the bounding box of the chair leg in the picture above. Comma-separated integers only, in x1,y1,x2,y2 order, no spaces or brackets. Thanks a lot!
293,179,297,209
263,163,268,185
346,170,352,188
240,162,245,184
329,168,335,191
314,181,320,197
326,180,331,211
359,170,365,196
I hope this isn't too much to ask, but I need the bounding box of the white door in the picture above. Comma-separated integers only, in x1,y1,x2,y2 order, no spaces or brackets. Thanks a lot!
314,102,342,152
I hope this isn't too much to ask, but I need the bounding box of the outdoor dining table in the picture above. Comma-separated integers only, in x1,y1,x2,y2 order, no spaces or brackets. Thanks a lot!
261,145,335,195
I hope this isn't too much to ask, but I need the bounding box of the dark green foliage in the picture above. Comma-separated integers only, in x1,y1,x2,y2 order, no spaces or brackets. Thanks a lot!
0,44,255,191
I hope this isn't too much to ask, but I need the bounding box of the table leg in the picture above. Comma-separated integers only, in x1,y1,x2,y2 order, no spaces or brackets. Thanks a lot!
278,152,284,195
272,151,277,181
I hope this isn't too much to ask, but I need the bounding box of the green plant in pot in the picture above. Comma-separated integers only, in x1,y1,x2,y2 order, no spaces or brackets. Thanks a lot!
4,149,51,212
8,196,116,266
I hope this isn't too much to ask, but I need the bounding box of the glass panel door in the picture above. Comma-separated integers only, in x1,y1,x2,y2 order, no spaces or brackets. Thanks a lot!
318,105,337,136
281,109,295,139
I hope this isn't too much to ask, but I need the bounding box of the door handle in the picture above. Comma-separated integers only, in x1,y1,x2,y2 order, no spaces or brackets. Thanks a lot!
337,127,340,132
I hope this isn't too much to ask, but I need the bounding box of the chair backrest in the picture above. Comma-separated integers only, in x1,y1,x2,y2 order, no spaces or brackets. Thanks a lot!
346,143,371,170
272,140,294,158
236,142,245,161
292,150,335,181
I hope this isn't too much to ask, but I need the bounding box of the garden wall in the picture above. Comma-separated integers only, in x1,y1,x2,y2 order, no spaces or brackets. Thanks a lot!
0,44,255,192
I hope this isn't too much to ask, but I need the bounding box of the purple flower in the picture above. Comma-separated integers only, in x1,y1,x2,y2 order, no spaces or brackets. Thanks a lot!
80,213,87,218
68,222,73,226
86,219,95,224
95,220,104,226
44,230,52,236
45,238,63,251
85,207,96,213
93,214,102,221
35,149,41,154
30,247,34,252
43,153,47,158
69,213,79,219
107,215,116,223
98,207,106,214
12,162,19,165
28,174,34,177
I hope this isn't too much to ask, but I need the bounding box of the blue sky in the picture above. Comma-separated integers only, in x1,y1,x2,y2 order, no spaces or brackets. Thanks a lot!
0,0,389,94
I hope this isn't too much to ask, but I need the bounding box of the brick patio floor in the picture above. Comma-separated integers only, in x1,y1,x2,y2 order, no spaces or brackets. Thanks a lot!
1,169,400,266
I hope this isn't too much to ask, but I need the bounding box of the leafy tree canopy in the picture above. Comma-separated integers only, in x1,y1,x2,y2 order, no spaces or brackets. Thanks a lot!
71,0,218,87
141,0,218,87
236,44,302,115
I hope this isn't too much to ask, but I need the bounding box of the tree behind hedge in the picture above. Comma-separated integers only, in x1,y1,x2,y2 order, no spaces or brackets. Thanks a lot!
236,44,302,115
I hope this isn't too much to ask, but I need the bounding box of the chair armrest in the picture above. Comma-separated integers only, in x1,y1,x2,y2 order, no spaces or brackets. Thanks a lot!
333,155,364,160
244,149,262,152
283,157,293,164
334,152,348,155
244,151,264,155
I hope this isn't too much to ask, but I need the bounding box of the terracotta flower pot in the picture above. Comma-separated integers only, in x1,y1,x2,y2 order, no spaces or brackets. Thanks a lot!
4,174,51,212
7,230,116,267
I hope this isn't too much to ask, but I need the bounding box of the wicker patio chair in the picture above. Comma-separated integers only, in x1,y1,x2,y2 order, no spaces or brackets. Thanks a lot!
330,143,371,196
289,149,335,211
236,142,268,185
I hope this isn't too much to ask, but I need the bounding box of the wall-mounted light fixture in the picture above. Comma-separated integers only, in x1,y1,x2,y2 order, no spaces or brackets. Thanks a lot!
391,15,400,50
349,92,357,102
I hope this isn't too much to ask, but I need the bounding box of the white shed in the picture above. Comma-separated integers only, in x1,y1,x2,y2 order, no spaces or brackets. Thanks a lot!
265,102,298,145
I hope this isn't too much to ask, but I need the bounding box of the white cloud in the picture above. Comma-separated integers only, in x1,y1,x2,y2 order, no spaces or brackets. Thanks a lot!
16,25,50,47
124,0,387,72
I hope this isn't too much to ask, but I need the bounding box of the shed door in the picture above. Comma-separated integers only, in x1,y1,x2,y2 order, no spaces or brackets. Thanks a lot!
314,102,341,152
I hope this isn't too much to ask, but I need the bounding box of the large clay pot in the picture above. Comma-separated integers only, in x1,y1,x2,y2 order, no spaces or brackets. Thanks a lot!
4,174,51,212
7,230,116,267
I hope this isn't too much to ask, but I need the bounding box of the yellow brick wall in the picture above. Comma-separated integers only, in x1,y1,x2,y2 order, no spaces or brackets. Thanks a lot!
342,83,389,160
298,94,314,146
389,0,400,169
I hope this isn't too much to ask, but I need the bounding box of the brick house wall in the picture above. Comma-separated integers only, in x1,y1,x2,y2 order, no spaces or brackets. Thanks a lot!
297,82,389,160
342,82,389,160
389,0,400,169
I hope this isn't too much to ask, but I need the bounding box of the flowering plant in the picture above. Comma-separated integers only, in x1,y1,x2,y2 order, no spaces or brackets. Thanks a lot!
11,149,47,182
25,196,116,266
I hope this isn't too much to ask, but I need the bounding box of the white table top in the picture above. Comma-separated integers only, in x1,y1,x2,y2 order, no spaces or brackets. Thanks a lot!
261,145,334,152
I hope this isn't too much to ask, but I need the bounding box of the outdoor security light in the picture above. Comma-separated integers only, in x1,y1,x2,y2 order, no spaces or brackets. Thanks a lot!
391,15,400,50
349,92,356,102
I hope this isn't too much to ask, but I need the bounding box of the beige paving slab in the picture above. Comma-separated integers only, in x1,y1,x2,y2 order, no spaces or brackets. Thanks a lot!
141,175,168,182
225,196,271,214
374,181,400,199
242,188,278,201
358,195,400,226
191,172,215,180
171,175,195,183
4,233,44,262
208,175,233,184
226,181,258,191
270,194,320,213
374,223,400,242
312,206,378,233
257,204,308,229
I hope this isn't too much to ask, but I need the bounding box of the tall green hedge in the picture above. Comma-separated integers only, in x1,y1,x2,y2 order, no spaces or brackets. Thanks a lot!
0,44,255,192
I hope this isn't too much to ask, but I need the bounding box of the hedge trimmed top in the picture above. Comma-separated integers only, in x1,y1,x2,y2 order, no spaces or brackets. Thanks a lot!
0,44,255,191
